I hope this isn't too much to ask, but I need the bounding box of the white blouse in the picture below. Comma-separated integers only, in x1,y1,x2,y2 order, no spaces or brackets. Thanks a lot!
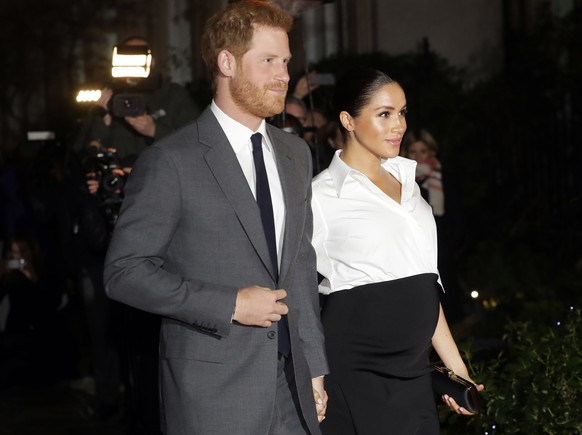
311,151,442,295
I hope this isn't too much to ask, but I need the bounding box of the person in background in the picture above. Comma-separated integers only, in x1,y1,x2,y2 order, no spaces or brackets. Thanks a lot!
73,36,199,161
312,67,482,434
280,113,305,137
304,107,328,141
291,70,321,102
70,35,199,430
314,120,342,171
301,107,336,171
318,120,343,152
401,129,466,322
401,129,444,217
282,96,334,175
103,1,328,434
0,233,69,388
285,95,308,126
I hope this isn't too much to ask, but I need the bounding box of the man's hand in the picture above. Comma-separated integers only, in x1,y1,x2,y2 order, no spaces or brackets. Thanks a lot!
97,87,113,111
86,172,100,195
125,114,156,137
232,286,288,327
292,71,319,100
97,87,113,126
312,377,327,423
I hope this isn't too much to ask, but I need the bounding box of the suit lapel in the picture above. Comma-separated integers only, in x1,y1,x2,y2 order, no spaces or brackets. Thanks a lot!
198,108,277,281
267,126,303,286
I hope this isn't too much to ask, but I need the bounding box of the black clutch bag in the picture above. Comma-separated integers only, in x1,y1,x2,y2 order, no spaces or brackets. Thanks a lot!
431,365,480,413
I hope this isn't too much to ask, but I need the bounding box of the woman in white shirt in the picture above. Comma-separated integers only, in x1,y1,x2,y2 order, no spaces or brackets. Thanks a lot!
312,68,482,434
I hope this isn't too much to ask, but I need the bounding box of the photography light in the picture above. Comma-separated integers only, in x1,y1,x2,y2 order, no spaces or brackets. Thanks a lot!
111,44,152,78
76,89,102,103
27,131,55,141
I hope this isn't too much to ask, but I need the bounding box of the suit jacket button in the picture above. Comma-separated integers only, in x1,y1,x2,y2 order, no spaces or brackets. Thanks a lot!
267,331,276,339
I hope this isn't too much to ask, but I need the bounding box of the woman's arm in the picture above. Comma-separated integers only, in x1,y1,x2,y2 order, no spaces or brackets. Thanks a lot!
432,303,484,414
432,304,468,374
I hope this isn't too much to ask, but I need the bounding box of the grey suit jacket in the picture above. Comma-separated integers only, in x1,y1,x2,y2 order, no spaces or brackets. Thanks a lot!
104,107,328,435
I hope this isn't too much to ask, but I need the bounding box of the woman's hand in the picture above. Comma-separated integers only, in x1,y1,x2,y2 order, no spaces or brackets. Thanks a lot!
442,374,484,415
312,377,328,423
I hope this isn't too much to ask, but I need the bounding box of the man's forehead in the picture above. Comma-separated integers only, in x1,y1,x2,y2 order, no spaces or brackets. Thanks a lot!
243,27,289,59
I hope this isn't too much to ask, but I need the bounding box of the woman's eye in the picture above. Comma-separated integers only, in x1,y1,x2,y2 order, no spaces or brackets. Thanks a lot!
379,109,407,119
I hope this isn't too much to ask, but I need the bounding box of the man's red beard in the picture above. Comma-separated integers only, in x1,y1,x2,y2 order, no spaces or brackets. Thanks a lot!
230,71,288,119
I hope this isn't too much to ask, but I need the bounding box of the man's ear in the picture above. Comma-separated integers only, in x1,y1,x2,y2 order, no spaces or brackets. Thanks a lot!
339,111,354,132
217,50,237,78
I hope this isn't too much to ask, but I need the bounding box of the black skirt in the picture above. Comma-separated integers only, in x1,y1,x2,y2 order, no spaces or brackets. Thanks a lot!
320,273,441,435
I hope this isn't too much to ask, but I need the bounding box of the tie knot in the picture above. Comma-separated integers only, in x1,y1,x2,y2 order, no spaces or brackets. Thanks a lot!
251,133,263,151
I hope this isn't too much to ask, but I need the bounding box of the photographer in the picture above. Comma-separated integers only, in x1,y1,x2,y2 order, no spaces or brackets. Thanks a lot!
73,36,199,160
82,143,133,236
61,145,129,420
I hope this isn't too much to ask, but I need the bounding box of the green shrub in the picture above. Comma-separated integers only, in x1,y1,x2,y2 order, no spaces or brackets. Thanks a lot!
441,308,582,434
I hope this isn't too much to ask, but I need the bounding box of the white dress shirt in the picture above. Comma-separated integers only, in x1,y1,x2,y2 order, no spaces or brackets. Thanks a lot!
211,101,285,265
311,150,442,295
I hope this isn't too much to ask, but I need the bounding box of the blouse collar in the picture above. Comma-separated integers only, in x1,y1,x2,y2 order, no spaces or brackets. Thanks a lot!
327,150,418,202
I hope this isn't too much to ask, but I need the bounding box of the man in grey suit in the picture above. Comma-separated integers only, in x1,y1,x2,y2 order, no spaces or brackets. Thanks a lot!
103,1,328,434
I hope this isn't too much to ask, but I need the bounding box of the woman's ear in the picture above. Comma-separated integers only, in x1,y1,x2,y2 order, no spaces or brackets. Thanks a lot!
339,111,354,133
217,50,236,78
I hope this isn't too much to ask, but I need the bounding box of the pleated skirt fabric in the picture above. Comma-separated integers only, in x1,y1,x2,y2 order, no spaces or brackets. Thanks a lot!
320,273,441,435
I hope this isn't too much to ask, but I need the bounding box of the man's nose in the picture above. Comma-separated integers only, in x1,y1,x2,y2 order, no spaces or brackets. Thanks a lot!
276,63,290,83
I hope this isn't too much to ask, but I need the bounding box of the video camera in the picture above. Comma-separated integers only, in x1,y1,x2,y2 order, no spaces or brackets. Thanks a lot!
109,43,155,117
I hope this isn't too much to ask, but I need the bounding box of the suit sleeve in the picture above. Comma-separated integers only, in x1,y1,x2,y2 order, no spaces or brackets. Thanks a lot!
103,145,237,337
295,144,329,378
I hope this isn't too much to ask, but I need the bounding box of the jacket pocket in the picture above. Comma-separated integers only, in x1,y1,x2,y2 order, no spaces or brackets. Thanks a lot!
160,322,226,363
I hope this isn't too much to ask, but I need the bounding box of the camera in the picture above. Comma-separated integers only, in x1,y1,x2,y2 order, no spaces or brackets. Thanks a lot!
109,79,157,118
82,146,128,228
83,147,127,201
6,258,25,270
109,43,155,118
111,93,147,118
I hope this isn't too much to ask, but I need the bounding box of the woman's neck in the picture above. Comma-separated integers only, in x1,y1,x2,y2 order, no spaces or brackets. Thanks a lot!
340,146,384,180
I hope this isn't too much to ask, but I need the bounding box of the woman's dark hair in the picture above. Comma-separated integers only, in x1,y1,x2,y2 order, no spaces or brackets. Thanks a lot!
333,68,396,140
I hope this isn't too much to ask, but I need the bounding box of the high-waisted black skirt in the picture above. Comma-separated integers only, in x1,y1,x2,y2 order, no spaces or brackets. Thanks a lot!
320,273,441,435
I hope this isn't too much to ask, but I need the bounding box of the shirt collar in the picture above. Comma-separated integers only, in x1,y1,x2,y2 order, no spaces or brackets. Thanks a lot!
210,100,270,153
327,150,418,201
327,150,353,197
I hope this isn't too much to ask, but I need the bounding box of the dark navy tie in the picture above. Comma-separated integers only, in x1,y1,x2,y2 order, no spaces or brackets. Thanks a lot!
251,133,290,357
